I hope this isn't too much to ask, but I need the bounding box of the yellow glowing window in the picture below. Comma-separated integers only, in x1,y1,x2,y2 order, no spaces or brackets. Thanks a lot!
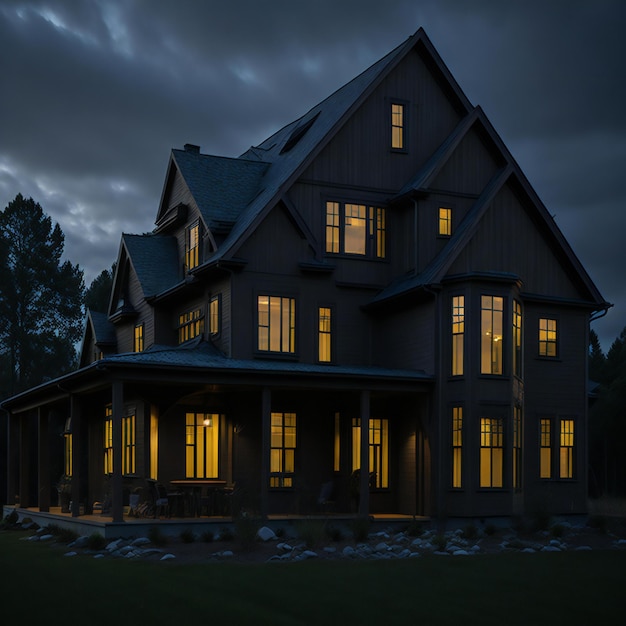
452,295,464,376
540,418,551,479
325,201,385,258
333,412,341,472
480,417,503,488
257,295,295,354
513,406,522,490
559,419,574,479
326,201,340,254
513,300,522,377
178,308,204,344
134,323,144,353
210,296,220,336
481,296,504,375
185,222,200,270
352,418,389,489
344,204,367,255
539,318,557,357
452,407,463,488
270,412,296,488
64,433,73,477
318,307,332,363
391,103,404,149
185,413,219,479
103,406,136,475
150,407,159,480
439,207,452,236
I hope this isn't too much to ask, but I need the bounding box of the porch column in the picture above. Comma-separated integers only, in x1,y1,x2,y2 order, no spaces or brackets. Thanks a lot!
111,380,124,523
38,408,50,512
70,396,82,517
260,387,271,520
7,412,19,505
358,390,370,518
19,412,31,508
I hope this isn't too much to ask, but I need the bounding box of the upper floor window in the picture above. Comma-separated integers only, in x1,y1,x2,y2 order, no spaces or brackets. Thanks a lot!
452,295,464,376
178,308,204,344
209,295,220,336
185,222,200,271
391,103,405,150
438,207,452,236
325,201,386,258
481,295,504,375
134,323,144,353
318,306,332,363
185,412,219,479
258,295,295,354
270,412,296,488
512,300,522,377
539,318,557,357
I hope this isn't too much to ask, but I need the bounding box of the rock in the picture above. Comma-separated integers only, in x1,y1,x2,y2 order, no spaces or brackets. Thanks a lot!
131,537,151,546
521,548,536,554
541,545,561,552
471,545,481,553
342,545,356,557
93,554,105,559
257,526,276,542
70,536,90,549
323,546,337,554
106,539,122,552
39,534,54,542
374,542,389,553
160,553,176,560
452,549,470,556
64,551,78,557
221,550,234,558
27,535,40,542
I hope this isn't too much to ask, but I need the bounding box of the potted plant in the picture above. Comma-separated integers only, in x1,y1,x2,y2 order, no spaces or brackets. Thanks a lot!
56,475,72,513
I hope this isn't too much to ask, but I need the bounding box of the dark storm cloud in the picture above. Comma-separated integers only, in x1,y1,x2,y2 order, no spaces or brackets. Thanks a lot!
1,0,624,350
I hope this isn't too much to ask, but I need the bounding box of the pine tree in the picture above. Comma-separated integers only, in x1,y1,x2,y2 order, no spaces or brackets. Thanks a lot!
0,194,84,397
85,264,115,313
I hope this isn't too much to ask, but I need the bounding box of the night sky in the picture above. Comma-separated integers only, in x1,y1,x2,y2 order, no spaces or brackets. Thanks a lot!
1,0,624,351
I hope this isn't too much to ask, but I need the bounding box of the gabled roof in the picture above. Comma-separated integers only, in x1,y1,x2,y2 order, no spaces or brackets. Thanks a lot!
88,310,116,345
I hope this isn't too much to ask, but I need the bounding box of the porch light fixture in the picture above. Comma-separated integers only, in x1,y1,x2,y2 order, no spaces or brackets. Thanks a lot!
203,415,212,428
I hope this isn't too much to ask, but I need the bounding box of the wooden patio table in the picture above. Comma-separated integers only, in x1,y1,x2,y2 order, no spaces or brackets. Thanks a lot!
169,480,227,517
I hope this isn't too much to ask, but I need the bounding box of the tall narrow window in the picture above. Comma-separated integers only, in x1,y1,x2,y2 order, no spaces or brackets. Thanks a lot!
178,308,204,344
513,406,522,490
513,300,522,377
391,103,404,149
318,307,332,363
270,412,296,488
185,222,200,270
452,407,463,488
452,295,464,376
539,318,557,357
325,201,386,258
64,433,72,477
333,412,341,472
185,413,219,479
210,295,220,336
559,419,574,479
104,406,136,475
439,207,452,236
480,417,503,488
352,418,389,489
257,295,296,354
540,418,552,479
134,323,144,352
481,296,504,375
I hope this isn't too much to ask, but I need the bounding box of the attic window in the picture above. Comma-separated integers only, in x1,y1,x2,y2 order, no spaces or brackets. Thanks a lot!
280,113,320,154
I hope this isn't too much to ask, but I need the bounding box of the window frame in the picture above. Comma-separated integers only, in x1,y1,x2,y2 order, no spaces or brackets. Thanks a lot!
390,100,408,152
351,417,389,489
538,317,558,358
270,412,296,488
178,308,205,344
185,221,200,271
134,323,144,353
512,300,523,377
438,207,452,237
257,295,296,355
539,418,552,479
559,418,575,479
481,295,504,376
452,406,463,489
318,306,333,363
104,406,136,476
209,295,221,337
325,200,386,259
480,417,504,488
185,412,220,479
451,295,465,376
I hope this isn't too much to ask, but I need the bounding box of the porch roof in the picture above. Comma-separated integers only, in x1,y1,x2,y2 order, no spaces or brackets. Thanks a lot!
1,339,433,412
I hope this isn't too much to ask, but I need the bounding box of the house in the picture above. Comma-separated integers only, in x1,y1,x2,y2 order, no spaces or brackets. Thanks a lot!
2,28,610,526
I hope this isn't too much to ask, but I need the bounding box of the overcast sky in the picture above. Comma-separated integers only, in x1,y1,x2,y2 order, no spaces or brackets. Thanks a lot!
1,0,624,351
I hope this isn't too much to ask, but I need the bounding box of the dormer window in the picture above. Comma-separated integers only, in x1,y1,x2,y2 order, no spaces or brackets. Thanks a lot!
185,222,200,271
438,207,452,236
391,103,405,150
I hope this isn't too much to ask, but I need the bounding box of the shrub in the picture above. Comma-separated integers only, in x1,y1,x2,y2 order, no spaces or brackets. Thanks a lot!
295,519,327,549
86,533,107,551
461,523,478,540
180,529,196,544
433,534,448,551
148,526,168,546
235,514,261,549
54,527,79,544
350,518,371,543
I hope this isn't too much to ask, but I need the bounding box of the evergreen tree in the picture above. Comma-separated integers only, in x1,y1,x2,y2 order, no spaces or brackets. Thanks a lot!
85,263,115,313
0,194,84,397
589,329,606,383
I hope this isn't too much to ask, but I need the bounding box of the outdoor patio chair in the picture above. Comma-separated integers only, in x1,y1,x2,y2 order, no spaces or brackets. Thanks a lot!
147,479,170,518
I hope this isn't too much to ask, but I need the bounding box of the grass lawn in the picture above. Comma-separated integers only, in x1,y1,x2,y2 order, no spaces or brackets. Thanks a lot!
1,530,625,625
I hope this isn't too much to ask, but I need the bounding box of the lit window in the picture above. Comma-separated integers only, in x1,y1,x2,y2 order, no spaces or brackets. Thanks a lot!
513,300,522,377
178,308,204,344
540,418,552,479
559,419,574,479
318,307,332,363
210,295,220,336
325,201,386,258
185,222,200,270
352,418,389,489
452,407,463,488
333,413,341,472
257,295,295,354
452,295,464,376
513,406,522,490
439,208,452,236
104,406,136,475
64,433,72,477
270,412,296,488
134,323,144,353
481,296,504,375
185,413,219,479
391,103,405,149
539,318,557,357
480,417,503,488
